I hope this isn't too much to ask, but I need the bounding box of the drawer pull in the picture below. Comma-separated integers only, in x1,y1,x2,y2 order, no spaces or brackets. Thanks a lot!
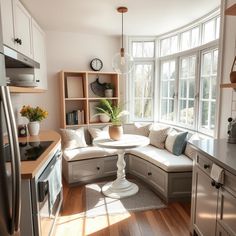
204,164,210,169
96,167,100,170
215,182,222,189
148,172,152,176
211,180,216,187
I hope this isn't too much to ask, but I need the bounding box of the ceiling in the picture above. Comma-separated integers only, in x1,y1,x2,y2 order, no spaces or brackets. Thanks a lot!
21,0,220,36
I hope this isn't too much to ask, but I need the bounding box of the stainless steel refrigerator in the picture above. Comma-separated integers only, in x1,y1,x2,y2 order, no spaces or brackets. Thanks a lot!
0,11,21,236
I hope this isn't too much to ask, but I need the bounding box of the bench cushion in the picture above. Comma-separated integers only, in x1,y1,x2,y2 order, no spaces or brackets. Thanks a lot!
129,145,193,172
63,146,117,162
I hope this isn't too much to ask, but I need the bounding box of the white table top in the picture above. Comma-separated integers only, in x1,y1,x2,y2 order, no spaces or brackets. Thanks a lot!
93,134,150,150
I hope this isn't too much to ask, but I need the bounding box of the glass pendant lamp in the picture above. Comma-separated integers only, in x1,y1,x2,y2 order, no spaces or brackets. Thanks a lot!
112,7,134,75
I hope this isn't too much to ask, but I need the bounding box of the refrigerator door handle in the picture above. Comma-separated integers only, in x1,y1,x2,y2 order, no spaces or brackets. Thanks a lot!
4,86,21,232
0,86,16,234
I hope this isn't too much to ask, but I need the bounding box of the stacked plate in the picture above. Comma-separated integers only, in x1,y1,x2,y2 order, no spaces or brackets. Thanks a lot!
9,74,38,87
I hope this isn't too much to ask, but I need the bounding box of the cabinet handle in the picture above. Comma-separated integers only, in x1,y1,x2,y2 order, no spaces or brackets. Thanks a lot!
215,182,222,189
96,167,100,170
211,180,216,187
14,38,22,45
204,164,210,169
148,172,152,176
36,80,40,82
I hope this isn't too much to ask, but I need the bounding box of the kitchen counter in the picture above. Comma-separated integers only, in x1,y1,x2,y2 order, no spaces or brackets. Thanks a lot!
19,130,61,179
190,138,236,175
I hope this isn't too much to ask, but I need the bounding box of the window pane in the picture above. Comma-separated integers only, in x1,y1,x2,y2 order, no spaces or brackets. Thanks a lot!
202,52,212,76
201,101,209,128
168,100,174,121
180,58,189,78
132,42,143,57
189,79,195,99
210,102,216,130
179,99,187,124
213,50,218,74
169,81,175,98
160,38,170,56
161,99,168,119
202,77,210,99
161,81,168,97
203,19,215,44
179,80,187,98
180,31,190,51
134,99,142,117
191,27,200,48
143,42,155,57
143,99,152,118
171,35,178,54
211,76,217,99
188,100,194,125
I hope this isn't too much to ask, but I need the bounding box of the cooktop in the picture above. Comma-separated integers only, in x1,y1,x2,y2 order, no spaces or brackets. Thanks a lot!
5,141,53,161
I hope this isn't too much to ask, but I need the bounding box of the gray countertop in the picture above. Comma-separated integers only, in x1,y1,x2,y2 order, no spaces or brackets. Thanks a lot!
189,139,236,175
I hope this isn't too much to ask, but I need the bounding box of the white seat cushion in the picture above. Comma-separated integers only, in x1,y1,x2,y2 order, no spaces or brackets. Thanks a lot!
129,145,193,172
63,146,117,161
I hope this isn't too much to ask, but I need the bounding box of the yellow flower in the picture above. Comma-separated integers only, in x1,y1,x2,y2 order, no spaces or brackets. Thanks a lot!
20,105,48,122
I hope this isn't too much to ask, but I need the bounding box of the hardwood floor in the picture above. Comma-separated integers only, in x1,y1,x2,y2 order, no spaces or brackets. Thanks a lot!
54,180,191,236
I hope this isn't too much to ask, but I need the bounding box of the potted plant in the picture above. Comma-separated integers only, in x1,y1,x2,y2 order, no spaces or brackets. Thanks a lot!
104,83,114,97
95,100,111,123
20,105,48,136
95,99,128,140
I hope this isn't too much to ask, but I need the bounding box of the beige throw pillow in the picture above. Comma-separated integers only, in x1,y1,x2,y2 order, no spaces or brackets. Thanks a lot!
60,128,87,150
149,127,169,149
88,126,109,140
124,123,151,137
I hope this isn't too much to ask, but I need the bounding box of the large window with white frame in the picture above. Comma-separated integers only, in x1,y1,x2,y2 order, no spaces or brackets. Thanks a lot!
128,9,220,136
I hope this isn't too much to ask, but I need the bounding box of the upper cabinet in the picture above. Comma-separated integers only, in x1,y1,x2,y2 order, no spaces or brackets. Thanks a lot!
0,0,48,91
13,0,32,58
32,19,47,89
0,0,32,58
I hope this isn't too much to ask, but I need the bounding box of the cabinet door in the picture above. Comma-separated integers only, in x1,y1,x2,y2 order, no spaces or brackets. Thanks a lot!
129,155,148,180
32,19,47,89
192,167,218,236
0,0,15,49
70,159,102,182
217,188,236,235
103,156,117,176
13,0,32,58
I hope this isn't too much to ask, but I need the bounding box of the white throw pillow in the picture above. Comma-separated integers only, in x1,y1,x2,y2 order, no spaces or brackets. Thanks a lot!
88,126,109,140
123,123,151,137
60,128,87,150
149,127,170,149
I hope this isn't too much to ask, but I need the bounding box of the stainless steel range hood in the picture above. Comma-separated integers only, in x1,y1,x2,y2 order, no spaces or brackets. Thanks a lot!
4,45,40,69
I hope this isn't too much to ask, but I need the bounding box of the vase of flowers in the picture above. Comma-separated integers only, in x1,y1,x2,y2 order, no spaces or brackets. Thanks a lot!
95,99,128,140
20,105,48,136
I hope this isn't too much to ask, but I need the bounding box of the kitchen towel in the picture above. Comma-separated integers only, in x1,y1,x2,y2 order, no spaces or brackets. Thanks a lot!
210,163,224,184
47,159,62,214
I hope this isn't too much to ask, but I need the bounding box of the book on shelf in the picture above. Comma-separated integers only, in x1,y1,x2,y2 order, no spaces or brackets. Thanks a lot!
66,110,85,125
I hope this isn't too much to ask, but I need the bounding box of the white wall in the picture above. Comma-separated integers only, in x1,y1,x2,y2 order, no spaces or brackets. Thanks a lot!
218,0,236,138
11,31,119,131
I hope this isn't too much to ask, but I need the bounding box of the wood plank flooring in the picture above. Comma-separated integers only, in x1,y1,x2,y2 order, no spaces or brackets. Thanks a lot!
54,180,191,236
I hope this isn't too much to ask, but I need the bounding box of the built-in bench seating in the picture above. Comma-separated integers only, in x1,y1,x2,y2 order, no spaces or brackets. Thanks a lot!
62,123,199,203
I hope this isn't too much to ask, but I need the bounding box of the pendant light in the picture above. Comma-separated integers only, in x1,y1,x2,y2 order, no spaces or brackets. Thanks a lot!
112,7,134,75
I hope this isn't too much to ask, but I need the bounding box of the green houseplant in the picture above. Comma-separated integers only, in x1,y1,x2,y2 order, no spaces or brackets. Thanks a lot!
95,99,128,140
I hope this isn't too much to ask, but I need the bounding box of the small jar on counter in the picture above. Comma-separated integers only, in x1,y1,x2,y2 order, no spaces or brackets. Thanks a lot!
18,124,27,137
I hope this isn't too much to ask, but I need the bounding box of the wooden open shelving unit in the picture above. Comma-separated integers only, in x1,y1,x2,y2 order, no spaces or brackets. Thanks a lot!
59,70,119,128
225,4,236,16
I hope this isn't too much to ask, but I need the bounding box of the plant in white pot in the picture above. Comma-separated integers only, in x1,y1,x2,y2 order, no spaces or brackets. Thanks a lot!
95,99,128,140
104,83,114,97
20,105,48,136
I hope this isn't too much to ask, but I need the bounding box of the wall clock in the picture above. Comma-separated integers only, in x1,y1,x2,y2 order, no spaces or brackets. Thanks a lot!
90,58,103,71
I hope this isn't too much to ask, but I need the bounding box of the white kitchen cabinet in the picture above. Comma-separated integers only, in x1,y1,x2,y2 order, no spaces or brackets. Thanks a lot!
0,0,15,49
32,19,47,89
13,0,32,58
0,0,32,58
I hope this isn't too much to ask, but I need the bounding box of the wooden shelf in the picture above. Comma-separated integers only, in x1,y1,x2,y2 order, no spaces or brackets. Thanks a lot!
225,4,236,16
89,122,111,126
220,83,236,88
65,98,87,101
88,97,119,101
9,86,46,93
66,124,87,128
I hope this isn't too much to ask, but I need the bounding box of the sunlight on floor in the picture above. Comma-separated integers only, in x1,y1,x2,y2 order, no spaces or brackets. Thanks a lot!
53,212,131,236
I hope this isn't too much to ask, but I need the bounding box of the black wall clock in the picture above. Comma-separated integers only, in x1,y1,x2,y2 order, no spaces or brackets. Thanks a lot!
90,58,103,71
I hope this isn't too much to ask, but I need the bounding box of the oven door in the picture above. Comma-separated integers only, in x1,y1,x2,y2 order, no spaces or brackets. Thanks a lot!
37,151,62,236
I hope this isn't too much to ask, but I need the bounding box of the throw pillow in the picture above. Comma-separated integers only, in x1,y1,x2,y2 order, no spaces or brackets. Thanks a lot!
123,123,151,137
88,126,109,140
60,127,87,150
165,129,188,156
149,127,170,149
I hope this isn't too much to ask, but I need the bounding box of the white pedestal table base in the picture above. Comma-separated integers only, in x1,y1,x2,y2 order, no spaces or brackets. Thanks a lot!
102,150,139,199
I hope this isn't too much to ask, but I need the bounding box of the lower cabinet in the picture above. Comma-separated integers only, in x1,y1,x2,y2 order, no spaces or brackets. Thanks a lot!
191,152,236,236
65,156,117,184
192,165,218,236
